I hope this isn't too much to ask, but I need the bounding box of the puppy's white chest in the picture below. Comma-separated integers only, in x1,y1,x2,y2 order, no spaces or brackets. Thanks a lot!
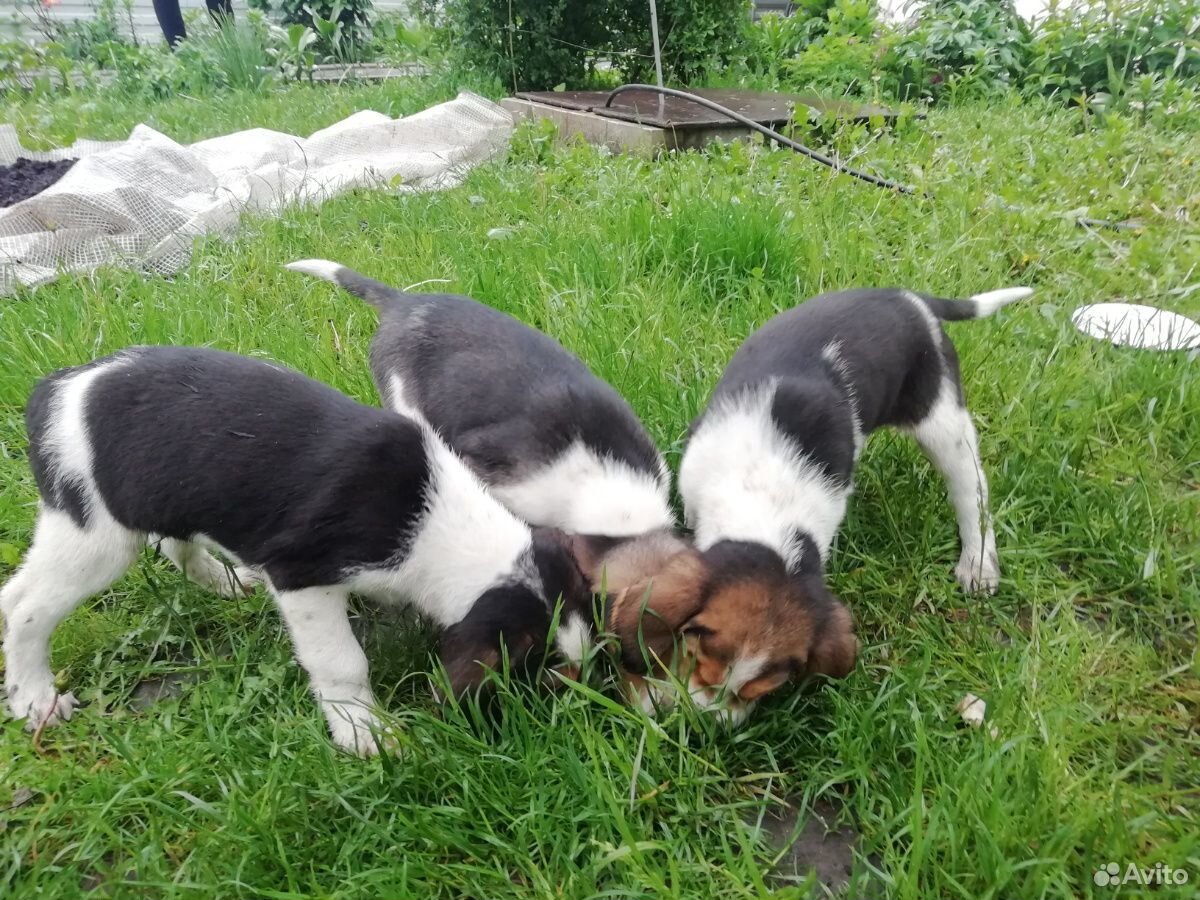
680,387,849,569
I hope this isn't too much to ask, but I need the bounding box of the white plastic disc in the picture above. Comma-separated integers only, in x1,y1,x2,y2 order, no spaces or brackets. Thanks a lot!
1071,303,1200,351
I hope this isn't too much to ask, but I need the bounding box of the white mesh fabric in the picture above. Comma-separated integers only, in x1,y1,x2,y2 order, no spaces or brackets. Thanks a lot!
0,92,513,295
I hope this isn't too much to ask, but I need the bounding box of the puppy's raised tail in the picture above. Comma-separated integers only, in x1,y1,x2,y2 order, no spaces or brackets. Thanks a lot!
919,287,1034,322
285,259,404,309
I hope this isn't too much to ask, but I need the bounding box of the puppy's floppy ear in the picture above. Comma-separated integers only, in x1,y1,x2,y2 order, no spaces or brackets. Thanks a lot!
798,579,857,679
531,527,591,609
438,585,551,696
607,550,709,674
568,533,626,586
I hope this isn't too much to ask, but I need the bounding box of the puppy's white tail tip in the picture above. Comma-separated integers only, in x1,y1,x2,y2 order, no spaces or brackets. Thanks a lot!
285,258,344,283
970,286,1034,316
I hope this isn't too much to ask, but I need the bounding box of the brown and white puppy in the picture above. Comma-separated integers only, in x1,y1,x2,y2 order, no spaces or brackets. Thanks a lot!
676,286,1033,722
286,260,704,695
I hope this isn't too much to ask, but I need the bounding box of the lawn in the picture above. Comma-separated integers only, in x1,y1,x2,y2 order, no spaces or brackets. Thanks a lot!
1,78,1198,898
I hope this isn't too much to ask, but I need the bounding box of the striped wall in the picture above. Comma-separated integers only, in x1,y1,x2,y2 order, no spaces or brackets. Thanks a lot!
0,0,410,44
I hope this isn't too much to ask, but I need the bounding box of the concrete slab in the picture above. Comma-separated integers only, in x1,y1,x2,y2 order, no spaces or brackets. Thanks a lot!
502,97,779,154
517,87,911,128
501,98,669,154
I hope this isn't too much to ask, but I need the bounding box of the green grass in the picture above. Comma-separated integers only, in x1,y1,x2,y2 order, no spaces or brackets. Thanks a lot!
1,79,1198,898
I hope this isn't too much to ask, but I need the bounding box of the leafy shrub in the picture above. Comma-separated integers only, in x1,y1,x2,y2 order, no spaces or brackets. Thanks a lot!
608,0,751,85
438,0,749,90
438,0,609,91
186,11,273,90
0,39,76,94
742,12,817,79
24,0,137,62
249,0,374,60
269,22,318,81
1026,0,1200,98
886,0,1031,100
782,0,882,95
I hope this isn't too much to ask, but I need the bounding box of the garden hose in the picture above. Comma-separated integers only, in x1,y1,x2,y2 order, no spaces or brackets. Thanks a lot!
604,83,1139,233
604,83,922,195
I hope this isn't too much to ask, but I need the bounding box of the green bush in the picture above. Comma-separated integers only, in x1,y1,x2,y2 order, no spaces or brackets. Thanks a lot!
886,0,1031,100
439,0,610,90
742,12,819,80
187,11,273,90
24,0,136,63
438,0,749,91
1026,0,1200,98
608,0,751,85
781,0,881,95
249,0,374,60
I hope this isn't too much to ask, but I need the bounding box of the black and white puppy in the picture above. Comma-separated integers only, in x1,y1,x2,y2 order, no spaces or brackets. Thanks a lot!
675,286,1032,721
286,260,706,685
1,346,590,755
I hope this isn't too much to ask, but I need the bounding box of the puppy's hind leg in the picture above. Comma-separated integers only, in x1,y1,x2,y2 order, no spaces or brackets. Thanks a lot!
273,586,385,757
2,507,141,728
156,538,261,598
908,388,1001,594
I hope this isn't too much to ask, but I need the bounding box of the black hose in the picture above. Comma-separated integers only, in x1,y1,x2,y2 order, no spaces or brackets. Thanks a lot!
604,83,922,195
604,84,1146,233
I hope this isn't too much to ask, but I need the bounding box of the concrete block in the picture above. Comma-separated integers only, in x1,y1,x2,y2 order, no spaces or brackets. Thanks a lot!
501,98,669,154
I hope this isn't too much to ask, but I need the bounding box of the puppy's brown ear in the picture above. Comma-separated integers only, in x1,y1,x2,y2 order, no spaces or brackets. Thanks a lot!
806,596,857,679
568,534,625,586
440,628,543,697
607,550,709,674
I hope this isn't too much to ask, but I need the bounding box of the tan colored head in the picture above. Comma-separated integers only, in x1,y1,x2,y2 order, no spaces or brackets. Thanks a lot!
568,540,854,724
682,564,856,722
586,537,857,722
570,529,710,671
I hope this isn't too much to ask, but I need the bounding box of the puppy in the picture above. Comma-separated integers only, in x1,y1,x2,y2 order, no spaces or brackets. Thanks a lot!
677,286,1033,721
286,260,708,694
1,346,590,756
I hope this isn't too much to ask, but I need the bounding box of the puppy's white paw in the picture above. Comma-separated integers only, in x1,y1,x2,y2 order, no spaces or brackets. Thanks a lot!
228,566,264,597
688,681,750,727
623,672,681,716
326,708,394,758
956,550,1000,594
8,685,79,730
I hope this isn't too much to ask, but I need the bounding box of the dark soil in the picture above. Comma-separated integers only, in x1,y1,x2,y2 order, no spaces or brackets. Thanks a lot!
0,157,77,207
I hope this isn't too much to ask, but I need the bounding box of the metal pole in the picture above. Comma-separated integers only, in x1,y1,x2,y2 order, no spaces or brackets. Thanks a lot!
648,0,664,117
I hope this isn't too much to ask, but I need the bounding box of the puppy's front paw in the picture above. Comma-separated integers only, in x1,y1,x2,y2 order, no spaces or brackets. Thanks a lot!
956,550,1000,594
325,707,395,758
687,681,750,727
622,672,676,716
229,566,264,596
8,685,79,730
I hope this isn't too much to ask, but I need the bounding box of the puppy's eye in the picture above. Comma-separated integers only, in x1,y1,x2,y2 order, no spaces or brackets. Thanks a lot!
681,622,714,638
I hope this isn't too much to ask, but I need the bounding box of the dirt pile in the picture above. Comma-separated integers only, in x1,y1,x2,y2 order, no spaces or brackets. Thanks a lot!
0,158,77,207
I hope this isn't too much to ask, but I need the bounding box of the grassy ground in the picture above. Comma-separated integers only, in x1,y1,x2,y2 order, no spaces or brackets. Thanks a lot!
1,78,1198,898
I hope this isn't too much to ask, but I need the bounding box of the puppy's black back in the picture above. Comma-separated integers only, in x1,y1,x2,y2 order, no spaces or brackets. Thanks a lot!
370,289,663,483
706,288,953,433
32,346,430,590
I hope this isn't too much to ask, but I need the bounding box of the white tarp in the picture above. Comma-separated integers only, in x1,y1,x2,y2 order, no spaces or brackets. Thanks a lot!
0,91,513,295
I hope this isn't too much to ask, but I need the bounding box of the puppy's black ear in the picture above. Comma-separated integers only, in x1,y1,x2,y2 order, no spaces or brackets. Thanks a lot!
797,577,857,679
530,527,593,616
438,585,551,696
